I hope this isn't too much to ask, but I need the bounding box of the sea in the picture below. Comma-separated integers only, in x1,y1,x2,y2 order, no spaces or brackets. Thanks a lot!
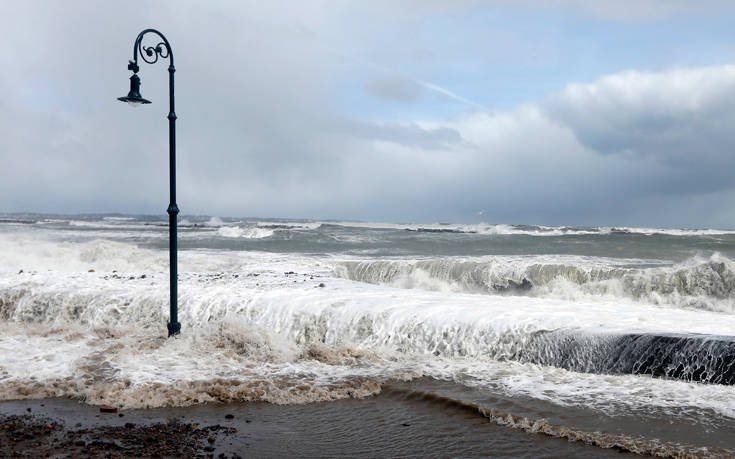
1,214,735,456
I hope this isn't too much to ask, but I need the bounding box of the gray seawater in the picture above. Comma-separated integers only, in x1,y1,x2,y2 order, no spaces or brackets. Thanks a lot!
1,213,735,456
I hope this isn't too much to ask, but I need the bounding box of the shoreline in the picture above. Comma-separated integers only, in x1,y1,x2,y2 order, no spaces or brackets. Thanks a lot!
1,392,635,458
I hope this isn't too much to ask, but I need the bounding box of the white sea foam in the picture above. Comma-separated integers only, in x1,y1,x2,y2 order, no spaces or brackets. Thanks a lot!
334,254,735,312
1,252,735,420
611,226,735,236
0,232,327,274
1,229,734,435
322,221,735,236
256,221,322,230
64,219,165,232
68,220,98,227
205,216,225,227
217,226,275,239
29,217,735,239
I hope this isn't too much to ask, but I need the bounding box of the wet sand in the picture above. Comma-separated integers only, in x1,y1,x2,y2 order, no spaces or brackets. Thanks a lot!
0,391,634,458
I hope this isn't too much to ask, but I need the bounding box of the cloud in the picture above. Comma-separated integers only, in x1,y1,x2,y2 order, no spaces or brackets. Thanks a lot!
543,66,735,194
338,119,463,150
2,2,735,228
365,77,421,102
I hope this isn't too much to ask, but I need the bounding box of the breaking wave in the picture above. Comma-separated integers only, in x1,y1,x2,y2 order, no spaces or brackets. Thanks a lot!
334,254,735,312
385,388,735,458
217,226,275,239
326,221,735,236
1,260,735,417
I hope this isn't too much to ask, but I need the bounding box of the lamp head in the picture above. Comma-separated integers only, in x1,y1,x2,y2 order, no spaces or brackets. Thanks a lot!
117,73,151,107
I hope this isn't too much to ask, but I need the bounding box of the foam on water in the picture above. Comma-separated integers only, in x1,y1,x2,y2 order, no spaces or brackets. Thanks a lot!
256,221,322,230
323,221,735,236
0,244,734,425
217,226,275,239
335,254,735,312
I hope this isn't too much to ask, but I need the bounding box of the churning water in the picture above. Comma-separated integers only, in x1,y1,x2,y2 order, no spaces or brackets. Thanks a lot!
1,214,735,455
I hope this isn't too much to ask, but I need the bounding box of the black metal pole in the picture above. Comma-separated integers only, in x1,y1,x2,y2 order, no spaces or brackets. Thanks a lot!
166,61,181,337
118,29,180,337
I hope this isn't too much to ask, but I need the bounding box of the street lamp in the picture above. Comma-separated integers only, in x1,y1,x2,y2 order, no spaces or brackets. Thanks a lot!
118,29,181,337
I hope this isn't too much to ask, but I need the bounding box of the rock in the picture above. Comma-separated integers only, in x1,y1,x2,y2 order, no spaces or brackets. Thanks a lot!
318,283,325,288
224,414,234,420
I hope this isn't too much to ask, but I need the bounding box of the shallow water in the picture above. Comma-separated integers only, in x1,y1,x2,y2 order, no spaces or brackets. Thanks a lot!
0,390,645,458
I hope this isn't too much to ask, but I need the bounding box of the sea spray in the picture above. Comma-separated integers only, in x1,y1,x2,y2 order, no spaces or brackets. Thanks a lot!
334,254,735,312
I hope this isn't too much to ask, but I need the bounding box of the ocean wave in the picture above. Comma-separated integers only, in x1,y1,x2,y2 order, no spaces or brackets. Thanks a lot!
68,220,99,227
0,234,328,275
217,226,275,239
384,388,734,458
204,216,226,227
2,270,735,408
257,221,322,230
323,221,735,236
20,217,735,237
0,236,168,273
334,254,735,312
611,227,735,236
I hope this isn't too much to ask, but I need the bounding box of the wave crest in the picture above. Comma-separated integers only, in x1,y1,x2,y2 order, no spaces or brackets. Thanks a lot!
217,226,274,239
334,254,735,312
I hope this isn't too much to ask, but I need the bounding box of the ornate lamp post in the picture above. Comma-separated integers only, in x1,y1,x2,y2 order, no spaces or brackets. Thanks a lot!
118,29,180,337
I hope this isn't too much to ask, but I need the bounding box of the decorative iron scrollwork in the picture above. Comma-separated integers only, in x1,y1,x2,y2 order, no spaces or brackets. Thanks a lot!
132,29,174,68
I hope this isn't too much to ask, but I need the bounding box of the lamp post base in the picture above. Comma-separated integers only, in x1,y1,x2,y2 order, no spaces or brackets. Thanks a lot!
167,321,181,337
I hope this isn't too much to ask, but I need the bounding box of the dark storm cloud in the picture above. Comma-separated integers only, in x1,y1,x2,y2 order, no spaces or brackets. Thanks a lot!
543,67,735,195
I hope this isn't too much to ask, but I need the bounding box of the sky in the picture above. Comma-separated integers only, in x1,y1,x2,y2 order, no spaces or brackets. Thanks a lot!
4,0,735,227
